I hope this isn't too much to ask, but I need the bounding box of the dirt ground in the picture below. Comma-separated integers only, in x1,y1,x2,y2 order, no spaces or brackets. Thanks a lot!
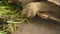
13,17,60,34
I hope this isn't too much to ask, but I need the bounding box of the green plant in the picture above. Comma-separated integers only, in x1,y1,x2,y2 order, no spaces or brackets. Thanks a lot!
0,31,7,34
0,0,30,34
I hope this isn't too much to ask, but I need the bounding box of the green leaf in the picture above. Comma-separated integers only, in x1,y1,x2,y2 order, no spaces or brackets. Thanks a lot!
0,31,6,34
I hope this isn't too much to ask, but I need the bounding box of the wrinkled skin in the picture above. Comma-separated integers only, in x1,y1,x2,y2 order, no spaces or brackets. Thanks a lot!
8,0,39,7
16,0,37,7
16,0,47,7
21,2,60,19
8,0,47,7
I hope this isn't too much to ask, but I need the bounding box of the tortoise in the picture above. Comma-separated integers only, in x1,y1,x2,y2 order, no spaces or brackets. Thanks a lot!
21,1,60,22
7,0,60,22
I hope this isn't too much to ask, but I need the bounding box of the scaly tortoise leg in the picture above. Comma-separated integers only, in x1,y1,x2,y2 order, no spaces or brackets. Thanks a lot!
37,11,60,22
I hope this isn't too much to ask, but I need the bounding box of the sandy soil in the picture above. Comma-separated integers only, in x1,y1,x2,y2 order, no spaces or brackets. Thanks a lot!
13,17,60,34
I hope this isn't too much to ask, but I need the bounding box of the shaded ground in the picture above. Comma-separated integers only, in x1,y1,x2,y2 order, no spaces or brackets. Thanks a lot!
13,17,60,34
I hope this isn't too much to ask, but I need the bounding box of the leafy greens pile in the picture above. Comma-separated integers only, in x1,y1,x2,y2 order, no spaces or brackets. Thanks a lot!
0,0,29,34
